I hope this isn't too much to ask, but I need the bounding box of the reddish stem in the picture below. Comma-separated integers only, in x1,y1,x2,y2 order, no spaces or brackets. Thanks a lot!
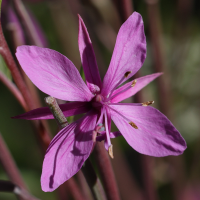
76,170,93,200
112,0,134,23
0,18,51,149
111,141,145,200
0,134,26,189
93,142,120,200
0,22,35,110
0,133,39,200
133,72,158,200
12,0,43,47
112,2,158,199
0,71,27,111
64,178,85,200
145,1,186,200
145,0,170,117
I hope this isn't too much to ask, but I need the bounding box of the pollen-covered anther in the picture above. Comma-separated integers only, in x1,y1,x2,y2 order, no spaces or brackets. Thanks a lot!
108,144,114,159
124,71,132,78
131,79,137,87
88,83,100,94
142,101,154,106
129,122,138,129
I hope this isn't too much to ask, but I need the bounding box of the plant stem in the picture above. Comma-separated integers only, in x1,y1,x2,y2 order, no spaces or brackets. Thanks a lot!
0,21,34,111
145,1,186,200
0,71,27,111
0,134,39,200
45,96,106,200
0,19,51,149
12,0,43,47
112,0,134,23
93,143,120,200
0,134,26,189
112,2,158,200
82,159,106,200
0,180,40,200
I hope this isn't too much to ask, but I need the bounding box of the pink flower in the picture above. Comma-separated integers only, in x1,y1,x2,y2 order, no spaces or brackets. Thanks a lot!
14,12,186,192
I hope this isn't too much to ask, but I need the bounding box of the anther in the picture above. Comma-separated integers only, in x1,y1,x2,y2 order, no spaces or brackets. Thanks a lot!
88,83,100,94
131,79,137,87
124,71,132,78
108,145,114,159
142,101,154,106
129,122,138,129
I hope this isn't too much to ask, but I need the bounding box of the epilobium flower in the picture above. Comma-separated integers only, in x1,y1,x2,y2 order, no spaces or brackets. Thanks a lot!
14,12,186,192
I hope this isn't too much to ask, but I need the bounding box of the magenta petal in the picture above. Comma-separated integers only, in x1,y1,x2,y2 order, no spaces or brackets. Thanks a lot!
102,12,146,96
41,111,97,192
111,73,162,103
78,15,102,90
110,104,187,156
16,46,94,102
12,102,91,120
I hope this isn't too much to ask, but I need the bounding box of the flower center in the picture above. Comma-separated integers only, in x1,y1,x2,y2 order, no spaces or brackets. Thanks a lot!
95,94,104,102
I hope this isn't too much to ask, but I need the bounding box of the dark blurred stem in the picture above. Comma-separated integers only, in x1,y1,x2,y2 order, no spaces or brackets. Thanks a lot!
133,72,158,200
64,178,85,200
82,159,106,200
112,0,134,23
0,134,26,189
0,21,34,111
6,3,76,199
0,18,51,150
111,141,145,200
0,180,40,200
7,3,48,111
93,143,120,200
0,71,27,111
0,134,40,200
145,0,170,117
76,171,93,200
145,1,186,200
113,2,158,200
9,0,47,109
45,96,106,200
175,0,194,38
12,0,43,46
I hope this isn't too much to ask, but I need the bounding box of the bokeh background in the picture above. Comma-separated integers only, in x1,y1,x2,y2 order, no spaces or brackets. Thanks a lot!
0,0,200,199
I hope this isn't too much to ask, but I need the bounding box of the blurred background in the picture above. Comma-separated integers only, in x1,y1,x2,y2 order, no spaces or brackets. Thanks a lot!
0,0,200,199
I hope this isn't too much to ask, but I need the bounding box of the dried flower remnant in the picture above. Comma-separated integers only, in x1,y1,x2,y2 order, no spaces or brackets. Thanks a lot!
14,12,187,192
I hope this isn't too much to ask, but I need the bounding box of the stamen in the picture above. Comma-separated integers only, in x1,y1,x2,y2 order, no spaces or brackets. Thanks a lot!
142,101,154,106
124,71,132,78
107,71,132,99
109,79,137,102
108,145,114,159
108,105,138,129
131,79,137,87
88,83,100,94
129,122,138,129
104,107,112,153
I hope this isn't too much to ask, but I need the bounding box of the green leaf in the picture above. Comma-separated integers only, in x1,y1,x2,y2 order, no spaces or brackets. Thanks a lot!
0,55,12,80
80,65,86,82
